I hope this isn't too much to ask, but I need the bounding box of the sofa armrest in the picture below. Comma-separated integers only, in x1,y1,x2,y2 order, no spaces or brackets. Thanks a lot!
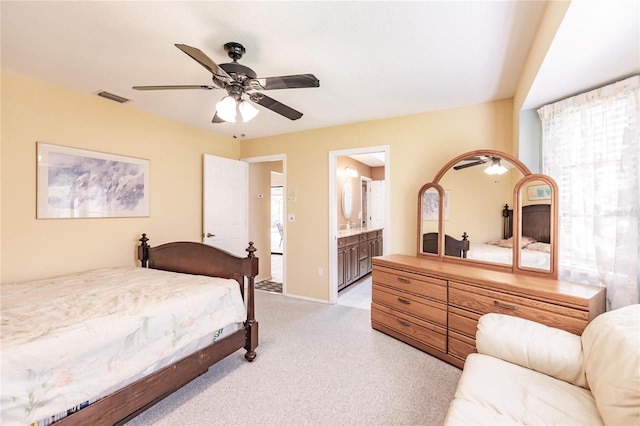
476,313,588,388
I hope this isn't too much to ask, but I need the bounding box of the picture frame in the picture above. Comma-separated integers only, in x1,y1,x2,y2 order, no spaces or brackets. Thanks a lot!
423,190,450,221
37,142,150,218
527,184,552,201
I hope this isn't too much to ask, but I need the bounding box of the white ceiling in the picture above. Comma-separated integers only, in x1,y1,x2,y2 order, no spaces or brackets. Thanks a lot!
1,1,638,142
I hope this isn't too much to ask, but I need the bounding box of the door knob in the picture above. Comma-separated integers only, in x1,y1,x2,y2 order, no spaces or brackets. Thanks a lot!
206,232,215,238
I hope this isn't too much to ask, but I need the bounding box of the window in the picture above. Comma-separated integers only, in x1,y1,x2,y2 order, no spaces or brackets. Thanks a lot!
538,75,639,310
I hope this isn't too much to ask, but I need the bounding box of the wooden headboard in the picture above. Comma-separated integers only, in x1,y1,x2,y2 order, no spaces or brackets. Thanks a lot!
504,204,551,243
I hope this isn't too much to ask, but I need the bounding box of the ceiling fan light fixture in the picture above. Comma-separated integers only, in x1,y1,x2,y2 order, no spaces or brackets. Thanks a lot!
484,158,508,176
216,96,237,122
238,100,259,122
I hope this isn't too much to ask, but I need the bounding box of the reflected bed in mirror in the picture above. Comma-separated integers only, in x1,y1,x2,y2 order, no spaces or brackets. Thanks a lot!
432,204,551,270
467,204,551,271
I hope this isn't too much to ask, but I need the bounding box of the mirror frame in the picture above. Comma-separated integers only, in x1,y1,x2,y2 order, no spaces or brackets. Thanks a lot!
417,149,558,279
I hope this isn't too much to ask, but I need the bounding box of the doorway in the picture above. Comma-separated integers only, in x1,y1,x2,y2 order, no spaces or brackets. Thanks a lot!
244,155,286,294
329,146,390,305
270,180,284,256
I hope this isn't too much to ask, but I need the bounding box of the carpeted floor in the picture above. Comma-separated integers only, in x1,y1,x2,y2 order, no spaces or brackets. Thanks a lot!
126,291,461,425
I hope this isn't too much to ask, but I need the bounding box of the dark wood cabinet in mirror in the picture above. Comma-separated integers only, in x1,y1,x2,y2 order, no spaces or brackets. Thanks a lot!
417,149,558,278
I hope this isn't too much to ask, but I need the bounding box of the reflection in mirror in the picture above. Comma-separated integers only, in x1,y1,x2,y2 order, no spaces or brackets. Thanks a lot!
417,149,557,277
342,182,353,219
439,155,524,267
421,187,440,255
518,179,552,271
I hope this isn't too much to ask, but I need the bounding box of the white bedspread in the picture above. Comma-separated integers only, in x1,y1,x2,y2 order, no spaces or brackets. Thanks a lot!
1,267,246,425
467,243,550,269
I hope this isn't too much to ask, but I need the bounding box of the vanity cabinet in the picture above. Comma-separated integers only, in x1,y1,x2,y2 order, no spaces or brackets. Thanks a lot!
337,235,359,291
338,229,384,291
371,254,606,369
368,230,383,270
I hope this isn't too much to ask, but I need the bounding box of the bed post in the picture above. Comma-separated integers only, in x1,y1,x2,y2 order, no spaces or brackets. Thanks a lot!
138,233,150,267
244,242,259,362
502,204,513,239
460,232,469,258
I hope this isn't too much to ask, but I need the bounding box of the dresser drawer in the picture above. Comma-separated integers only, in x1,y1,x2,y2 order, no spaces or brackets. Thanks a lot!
372,284,446,325
448,330,477,362
373,266,447,302
448,306,481,338
372,303,446,352
449,281,589,335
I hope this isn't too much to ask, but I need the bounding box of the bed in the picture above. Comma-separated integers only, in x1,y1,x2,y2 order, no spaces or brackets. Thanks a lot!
423,204,551,269
1,234,259,426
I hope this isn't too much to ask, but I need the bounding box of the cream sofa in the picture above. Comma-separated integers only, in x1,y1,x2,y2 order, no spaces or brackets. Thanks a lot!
444,304,640,425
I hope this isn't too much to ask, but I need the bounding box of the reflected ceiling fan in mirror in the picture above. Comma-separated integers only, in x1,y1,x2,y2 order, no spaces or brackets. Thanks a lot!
453,156,508,175
133,42,320,124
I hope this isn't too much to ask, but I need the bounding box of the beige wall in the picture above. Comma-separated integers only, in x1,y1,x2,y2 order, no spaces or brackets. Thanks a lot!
1,70,515,301
1,71,239,282
241,98,514,301
371,167,385,181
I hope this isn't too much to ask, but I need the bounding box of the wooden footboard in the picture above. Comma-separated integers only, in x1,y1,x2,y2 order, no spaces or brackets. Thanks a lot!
423,232,470,258
56,234,259,425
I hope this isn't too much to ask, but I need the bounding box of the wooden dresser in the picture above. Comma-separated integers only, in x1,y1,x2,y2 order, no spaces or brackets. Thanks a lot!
371,254,606,369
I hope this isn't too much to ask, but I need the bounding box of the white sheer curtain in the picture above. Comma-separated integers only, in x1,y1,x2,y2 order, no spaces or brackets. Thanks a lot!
538,75,639,310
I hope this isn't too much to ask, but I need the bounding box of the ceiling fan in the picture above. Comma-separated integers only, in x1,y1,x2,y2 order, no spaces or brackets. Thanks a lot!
454,156,508,175
133,42,320,123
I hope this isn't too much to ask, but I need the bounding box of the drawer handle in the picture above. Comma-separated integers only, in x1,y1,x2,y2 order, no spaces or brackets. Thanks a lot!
397,297,411,305
397,319,411,327
397,277,411,284
494,300,519,310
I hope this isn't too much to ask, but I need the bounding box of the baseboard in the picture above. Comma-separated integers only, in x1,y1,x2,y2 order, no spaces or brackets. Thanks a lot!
283,293,329,304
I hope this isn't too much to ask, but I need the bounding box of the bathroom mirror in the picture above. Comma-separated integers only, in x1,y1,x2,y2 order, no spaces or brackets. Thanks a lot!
417,149,558,278
342,182,353,219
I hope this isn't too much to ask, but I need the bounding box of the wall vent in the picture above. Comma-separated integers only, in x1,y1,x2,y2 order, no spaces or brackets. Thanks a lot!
97,91,130,104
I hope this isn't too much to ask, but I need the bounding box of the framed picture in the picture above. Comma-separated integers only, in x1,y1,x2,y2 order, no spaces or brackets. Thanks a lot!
423,190,450,221
527,184,551,201
37,142,150,218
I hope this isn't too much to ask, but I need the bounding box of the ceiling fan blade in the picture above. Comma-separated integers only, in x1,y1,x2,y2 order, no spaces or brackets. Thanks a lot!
252,74,320,90
212,112,225,123
132,85,216,90
175,44,232,81
251,94,303,120
453,159,489,170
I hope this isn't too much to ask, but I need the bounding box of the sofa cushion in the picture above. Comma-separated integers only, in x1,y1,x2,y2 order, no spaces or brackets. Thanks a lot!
582,304,640,425
444,353,603,425
476,313,588,388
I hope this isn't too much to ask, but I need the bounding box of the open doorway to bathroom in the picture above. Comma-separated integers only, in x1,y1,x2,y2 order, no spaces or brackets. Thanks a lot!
329,146,389,306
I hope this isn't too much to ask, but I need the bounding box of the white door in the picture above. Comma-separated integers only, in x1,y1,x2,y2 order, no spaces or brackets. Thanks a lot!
369,180,386,230
203,154,248,257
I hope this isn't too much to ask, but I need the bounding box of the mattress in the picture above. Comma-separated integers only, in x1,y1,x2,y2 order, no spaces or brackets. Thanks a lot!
0,267,247,425
467,243,550,269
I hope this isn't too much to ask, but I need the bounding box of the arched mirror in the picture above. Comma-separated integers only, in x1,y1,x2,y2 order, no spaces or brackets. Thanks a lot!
514,174,558,275
417,149,558,278
342,182,353,219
